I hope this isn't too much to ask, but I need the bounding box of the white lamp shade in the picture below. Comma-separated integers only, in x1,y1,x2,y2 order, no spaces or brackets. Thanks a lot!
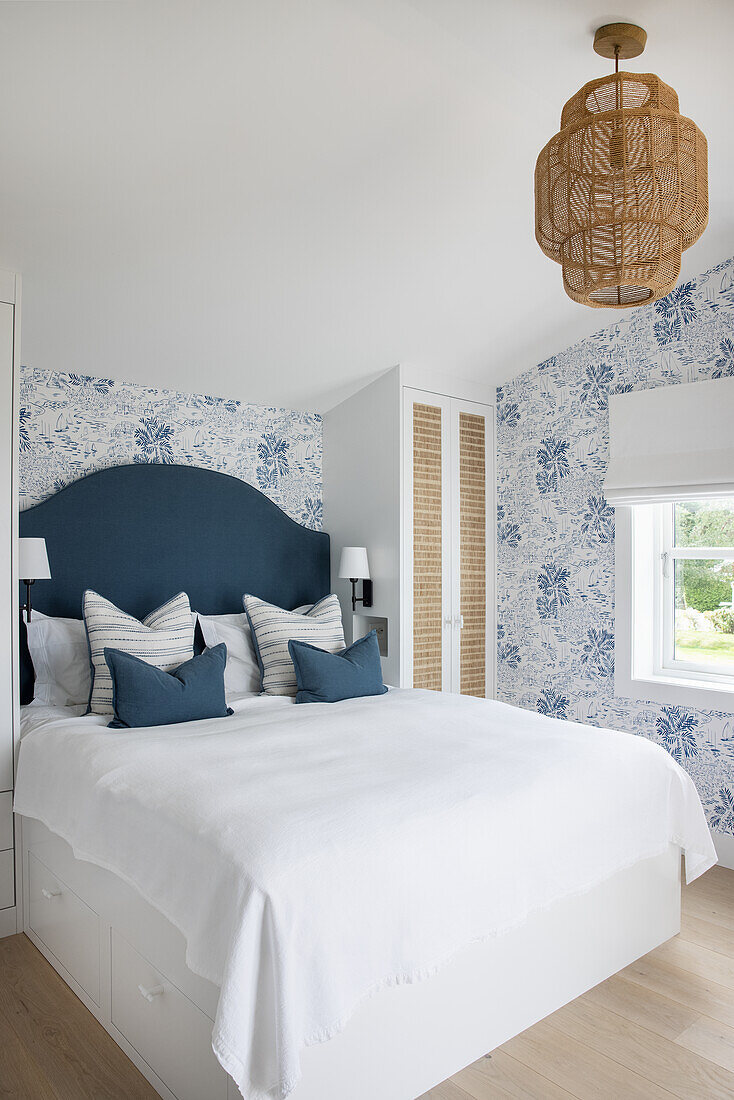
338,546,370,580
19,537,51,580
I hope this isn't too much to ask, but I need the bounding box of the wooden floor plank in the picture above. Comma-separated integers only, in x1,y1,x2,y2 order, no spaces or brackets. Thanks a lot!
419,1082,474,1100
547,993,734,1100
501,1018,675,1099
0,1012,62,1100
686,867,734,902
453,1049,579,1099
679,913,734,960
0,935,156,1100
683,890,734,933
650,935,734,990
620,952,734,1028
676,1014,734,1076
579,971,700,1041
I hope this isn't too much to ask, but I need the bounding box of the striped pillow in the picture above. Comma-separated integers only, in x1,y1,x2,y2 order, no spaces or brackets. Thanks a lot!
83,590,195,714
243,594,345,696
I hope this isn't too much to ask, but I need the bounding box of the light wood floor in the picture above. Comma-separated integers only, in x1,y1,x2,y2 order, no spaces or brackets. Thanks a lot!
424,864,734,1100
0,867,733,1099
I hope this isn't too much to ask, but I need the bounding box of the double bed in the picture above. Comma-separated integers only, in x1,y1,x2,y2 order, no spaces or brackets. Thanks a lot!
14,464,716,1100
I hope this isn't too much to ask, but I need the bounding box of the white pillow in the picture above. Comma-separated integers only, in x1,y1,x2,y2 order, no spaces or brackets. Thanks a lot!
25,611,91,707
196,613,261,696
83,590,195,714
243,593,345,696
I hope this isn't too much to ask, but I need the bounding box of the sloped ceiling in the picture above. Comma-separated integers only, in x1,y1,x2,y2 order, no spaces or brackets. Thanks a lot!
1,0,732,411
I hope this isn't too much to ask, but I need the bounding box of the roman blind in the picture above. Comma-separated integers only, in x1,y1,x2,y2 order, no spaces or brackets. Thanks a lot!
604,377,734,506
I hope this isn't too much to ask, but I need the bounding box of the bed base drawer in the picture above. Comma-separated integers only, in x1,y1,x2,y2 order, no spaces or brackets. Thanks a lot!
0,848,13,909
111,930,228,1100
0,790,12,852
28,850,100,1003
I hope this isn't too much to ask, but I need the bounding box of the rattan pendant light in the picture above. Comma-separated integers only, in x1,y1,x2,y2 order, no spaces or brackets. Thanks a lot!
535,23,708,308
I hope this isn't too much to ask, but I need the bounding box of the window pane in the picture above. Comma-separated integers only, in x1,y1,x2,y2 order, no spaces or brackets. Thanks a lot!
675,497,734,548
674,558,734,666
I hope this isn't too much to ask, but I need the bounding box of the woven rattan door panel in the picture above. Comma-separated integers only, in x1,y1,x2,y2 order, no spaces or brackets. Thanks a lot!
458,412,486,697
405,388,493,696
412,402,444,691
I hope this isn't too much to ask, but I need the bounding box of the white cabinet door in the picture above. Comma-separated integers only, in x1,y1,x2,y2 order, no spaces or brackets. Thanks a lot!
403,388,494,698
0,301,13,793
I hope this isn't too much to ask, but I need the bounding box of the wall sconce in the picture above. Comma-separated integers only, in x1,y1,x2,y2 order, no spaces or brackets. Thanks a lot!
338,546,372,613
19,537,51,621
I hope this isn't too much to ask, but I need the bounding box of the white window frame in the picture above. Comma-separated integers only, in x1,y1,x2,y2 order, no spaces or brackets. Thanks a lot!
616,502,734,709
656,505,734,683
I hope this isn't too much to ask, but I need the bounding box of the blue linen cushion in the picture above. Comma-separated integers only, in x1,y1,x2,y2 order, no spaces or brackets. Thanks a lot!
288,630,387,704
104,643,233,729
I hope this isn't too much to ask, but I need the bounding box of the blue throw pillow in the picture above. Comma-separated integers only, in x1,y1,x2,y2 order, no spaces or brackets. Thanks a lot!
104,643,233,729
288,630,387,704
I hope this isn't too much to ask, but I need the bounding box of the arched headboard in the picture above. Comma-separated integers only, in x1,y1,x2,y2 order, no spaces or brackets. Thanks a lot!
19,464,330,620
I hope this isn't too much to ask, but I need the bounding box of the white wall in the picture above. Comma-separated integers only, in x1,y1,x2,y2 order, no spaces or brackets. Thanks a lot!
323,367,402,685
6,2,733,414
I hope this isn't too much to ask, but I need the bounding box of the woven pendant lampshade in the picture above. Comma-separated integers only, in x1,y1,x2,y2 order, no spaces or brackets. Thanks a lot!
535,23,708,308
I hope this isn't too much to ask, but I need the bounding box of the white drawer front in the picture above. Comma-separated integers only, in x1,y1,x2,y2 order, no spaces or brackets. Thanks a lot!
0,735,11,794
111,931,228,1100
0,848,13,909
0,790,12,851
28,851,100,1002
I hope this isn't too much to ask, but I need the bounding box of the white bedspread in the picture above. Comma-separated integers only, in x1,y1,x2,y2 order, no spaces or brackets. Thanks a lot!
14,689,716,1100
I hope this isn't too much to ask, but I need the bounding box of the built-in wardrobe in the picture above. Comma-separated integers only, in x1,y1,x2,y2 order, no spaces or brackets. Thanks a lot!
323,366,495,696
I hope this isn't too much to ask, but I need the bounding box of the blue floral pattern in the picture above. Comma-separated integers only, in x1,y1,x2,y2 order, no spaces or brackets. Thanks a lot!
580,363,615,411
19,367,323,529
653,280,698,346
134,417,175,463
498,642,521,669
496,255,734,836
536,438,570,494
708,787,734,832
537,688,570,720
18,407,31,452
581,627,614,678
581,495,614,543
536,563,571,619
655,707,700,763
713,338,734,378
498,522,522,548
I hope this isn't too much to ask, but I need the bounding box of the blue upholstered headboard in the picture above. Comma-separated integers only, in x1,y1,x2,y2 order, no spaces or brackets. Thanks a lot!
19,463,330,620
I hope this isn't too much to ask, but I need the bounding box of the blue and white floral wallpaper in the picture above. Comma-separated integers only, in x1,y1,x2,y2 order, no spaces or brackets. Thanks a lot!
18,368,323,529
496,256,734,838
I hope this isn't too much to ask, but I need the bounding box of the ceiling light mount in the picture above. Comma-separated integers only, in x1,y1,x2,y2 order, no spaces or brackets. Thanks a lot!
534,23,708,309
592,23,647,62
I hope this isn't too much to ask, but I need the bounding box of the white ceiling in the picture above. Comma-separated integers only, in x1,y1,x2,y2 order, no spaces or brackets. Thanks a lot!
1,0,732,412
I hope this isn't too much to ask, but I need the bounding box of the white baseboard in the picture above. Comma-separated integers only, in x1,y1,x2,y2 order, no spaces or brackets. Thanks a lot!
713,830,734,871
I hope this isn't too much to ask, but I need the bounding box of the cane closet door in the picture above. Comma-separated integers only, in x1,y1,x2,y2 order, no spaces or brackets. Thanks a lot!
404,389,493,697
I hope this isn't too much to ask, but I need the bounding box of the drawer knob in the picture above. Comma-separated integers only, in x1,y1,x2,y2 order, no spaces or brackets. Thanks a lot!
138,983,165,1003
41,887,61,900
